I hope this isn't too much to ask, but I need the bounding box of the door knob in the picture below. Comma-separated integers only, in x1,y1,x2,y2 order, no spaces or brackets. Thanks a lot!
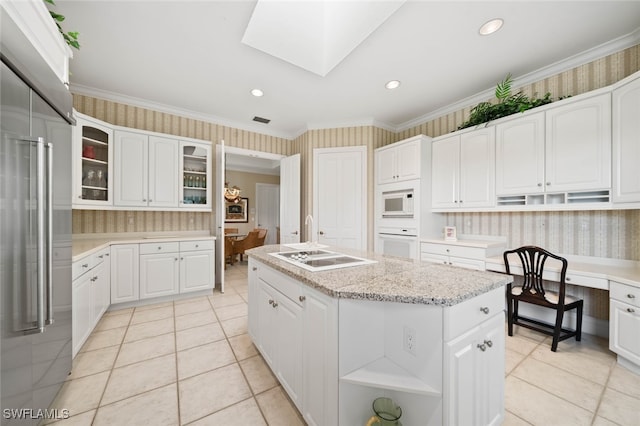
291,231,298,235
319,231,325,235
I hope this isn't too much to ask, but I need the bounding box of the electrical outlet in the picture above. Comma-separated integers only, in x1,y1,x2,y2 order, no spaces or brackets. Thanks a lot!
403,326,417,356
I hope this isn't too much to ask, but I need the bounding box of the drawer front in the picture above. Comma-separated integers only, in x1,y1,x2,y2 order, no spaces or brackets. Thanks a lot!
93,248,110,265
421,253,448,265
72,256,94,280
563,273,608,290
139,242,180,255
421,243,486,260
443,286,505,341
180,240,214,252
258,264,303,306
611,281,640,308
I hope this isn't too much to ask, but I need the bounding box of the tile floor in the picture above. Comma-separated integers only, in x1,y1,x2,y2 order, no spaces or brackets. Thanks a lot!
47,262,640,425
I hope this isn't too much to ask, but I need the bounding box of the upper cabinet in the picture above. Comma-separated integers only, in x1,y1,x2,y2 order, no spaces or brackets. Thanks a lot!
375,136,422,184
432,127,495,210
612,74,640,204
74,112,212,211
72,113,114,207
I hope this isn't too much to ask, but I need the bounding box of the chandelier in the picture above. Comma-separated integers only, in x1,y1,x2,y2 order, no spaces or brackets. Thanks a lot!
224,183,241,203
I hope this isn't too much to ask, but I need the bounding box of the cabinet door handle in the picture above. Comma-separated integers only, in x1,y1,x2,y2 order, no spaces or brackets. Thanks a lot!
477,343,487,352
319,231,324,235
195,244,199,248
143,199,147,202
82,263,89,268
480,307,490,314
627,308,636,313
181,257,184,261
252,267,257,271
484,339,493,348
272,301,278,308
268,299,274,305
299,295,306,302
98,255,104,259
628,294,636,299
291,231,298,235
175,258,178,261
158,247,162,250
443,261,447,264
448,262,453,265
105,253,110,257
546,182,551,186
537,183,542,187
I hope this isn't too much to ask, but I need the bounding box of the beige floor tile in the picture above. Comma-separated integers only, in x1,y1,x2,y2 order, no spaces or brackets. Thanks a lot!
176,322,226,351
115,333,175,367
240,355,278,394
103,307,134,317
596,387,640,426
503,411,532,425
178,364,252,425
175,295,210,305
47,409,96,425
506,334,541,356
505,348,527,375
93,383,178,426
592,416,622,426
604,364,640,399
221,316,248,338
209,293,245,309
102,353,177,405
538,333,616,365
188,398,267,426
124,317,174,343
505,376,593,425
94,314,131,331
80,327,126,352
69,346,119,380
133,301,174,312
255,386,305,426
228,333,258,361
177,340,237,380
511,357,604,412
236,290,249,302
174,298,213,317
48,371,110,417
215,303,248,321
175,309,217,331
509,325,548,343
530,344,614,385
130,306,174,325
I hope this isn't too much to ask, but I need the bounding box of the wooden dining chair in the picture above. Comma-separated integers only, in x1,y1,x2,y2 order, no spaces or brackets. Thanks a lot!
232,230,260,262
254,228,268,246
504,246,583,352
224,236,235,269
224,227,239,235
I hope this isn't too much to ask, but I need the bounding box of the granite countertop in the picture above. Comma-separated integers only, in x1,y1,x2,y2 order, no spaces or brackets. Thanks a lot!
247,245,512,306
72,232,216,261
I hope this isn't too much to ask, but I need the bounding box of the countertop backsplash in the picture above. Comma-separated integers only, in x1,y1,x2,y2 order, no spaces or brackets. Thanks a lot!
72,209,212,234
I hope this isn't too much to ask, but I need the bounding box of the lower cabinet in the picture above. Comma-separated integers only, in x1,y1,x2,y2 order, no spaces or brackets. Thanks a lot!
421,239,506,272
179,240,215,293
609,281,640,370
140,242,180,299
72,248,111,357
111,244,140,304
249,258,338,426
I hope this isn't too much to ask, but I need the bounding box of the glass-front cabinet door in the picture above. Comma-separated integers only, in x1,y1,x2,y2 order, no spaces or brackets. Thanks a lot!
72,112,113,207
179,141,212,209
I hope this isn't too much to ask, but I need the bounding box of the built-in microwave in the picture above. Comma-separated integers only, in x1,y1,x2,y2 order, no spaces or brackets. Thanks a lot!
382,189,414,217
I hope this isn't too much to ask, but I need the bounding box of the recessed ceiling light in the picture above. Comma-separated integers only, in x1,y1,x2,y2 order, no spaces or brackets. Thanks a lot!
250,89,264,97
385,80,401,90
479,18,504,36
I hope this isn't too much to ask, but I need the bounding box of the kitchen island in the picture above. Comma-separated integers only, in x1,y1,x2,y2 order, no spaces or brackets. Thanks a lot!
246,245,512,426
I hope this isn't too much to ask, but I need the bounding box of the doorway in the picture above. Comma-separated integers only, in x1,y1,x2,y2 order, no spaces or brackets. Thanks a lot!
255,183,279,245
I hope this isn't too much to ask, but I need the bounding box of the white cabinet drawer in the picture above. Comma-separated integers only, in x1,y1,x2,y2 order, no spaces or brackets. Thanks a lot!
180,240,214,252
421,242,486,260
139,242,180,255
422,253,448,264
443,286,505,341
93,248,110,265
611,281,640,308
258,264,303,306
72,256,94,280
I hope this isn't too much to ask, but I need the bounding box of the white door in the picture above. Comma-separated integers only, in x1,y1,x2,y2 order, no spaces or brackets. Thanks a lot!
313,147,366,250
256,183,279,245
215,142,225,293
280,154,301,245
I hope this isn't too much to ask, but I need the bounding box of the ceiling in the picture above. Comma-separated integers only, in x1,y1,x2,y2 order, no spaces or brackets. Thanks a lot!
57,1,640,140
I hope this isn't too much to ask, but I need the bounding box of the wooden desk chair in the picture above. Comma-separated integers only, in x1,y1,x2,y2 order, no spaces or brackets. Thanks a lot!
224,236,235,268
504,246,583,352
232,230,260,262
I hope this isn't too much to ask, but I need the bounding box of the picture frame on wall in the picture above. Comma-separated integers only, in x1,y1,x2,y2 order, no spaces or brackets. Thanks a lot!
225,198,248,223
444,226,457,241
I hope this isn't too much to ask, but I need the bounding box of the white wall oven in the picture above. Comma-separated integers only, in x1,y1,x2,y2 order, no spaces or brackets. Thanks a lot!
376,226,418,260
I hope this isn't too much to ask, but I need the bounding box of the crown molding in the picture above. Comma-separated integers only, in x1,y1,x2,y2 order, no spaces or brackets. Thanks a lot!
397,28,640,132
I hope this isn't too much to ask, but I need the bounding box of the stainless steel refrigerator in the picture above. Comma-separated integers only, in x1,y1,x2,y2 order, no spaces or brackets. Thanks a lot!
1,10,74,425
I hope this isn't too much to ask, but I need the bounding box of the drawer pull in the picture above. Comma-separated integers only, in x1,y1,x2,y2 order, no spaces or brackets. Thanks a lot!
268,299,274,305
82,263,89,268
158,247,162,250
98,255,104,259
628,308,636,313
628,294,636,299
566,277,571,282
252,267,257,271
195,244,199,248
484,339,493,348
299,295,306,302
480,307,490,315
272,301,278,308
477,343,487,352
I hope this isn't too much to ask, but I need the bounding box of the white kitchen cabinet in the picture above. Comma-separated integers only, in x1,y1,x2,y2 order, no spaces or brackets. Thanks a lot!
545,93,611,192
443,287,505,426
72,112,113,207
114,131,179,208
72,247,110,357
110,244,140,304
139,242,180,299
179,240,215,293
613,73,640,204
609,281,640,372
432,127,495,210
375,136,422,184
421,239,506,271
180,141,212,209
495,112,545,196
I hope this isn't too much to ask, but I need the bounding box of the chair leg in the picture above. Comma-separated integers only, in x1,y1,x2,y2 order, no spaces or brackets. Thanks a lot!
506,285,514,336
576,301,583,342
551,310,564,352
